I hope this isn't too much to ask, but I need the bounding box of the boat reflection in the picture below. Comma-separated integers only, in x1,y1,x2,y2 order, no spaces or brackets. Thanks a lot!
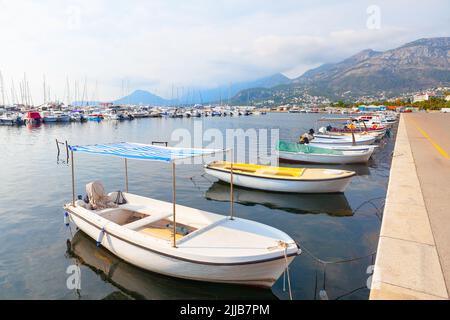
205,182,353,216
67,231,277,300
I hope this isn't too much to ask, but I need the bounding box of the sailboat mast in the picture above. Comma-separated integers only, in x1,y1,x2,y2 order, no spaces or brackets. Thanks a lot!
66,76,71,106
0,71,5,106
43,75,46,105
10,79,16,105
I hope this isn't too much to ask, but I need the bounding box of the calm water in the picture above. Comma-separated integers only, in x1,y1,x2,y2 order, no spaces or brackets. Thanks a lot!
0,113,395,300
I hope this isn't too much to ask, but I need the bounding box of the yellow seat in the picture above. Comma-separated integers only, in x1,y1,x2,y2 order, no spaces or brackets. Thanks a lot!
222,162,305,178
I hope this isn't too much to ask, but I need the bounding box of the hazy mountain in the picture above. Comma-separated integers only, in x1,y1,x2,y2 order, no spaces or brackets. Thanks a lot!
114,90,169,105
112,73,291,105
184,73,291,104
233,37,450,102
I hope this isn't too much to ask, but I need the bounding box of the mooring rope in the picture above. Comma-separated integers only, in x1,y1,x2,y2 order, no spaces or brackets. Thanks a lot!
277,241,293,300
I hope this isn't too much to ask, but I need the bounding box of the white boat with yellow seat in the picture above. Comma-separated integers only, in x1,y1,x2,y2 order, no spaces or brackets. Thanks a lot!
63,142,300,288
204,161,355,193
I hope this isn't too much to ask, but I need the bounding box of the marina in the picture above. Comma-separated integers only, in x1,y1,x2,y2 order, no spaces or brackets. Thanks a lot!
0,112,396,300
0,0,448,309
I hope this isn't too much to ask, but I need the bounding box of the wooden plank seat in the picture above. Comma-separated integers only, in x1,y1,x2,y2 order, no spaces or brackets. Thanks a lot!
123,211,172,230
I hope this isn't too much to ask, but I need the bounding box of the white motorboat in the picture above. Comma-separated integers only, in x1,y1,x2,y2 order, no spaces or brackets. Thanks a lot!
0,112,23,125
205,161,355,193
64,143,300,288
306,144,377,152
309,118,378,146
54,111,71,122
149,110,162,118
311,133,376,146
276,141,374,164
41,111,58,123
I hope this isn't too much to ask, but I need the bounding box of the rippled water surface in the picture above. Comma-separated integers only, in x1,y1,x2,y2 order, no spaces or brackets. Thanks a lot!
0,113,395,300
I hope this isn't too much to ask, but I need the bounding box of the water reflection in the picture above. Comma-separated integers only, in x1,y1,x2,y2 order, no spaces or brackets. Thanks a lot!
205,182,353,216
67,231,276,300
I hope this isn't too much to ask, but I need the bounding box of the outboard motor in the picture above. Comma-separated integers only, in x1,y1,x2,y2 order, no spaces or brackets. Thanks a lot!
299,129,315,144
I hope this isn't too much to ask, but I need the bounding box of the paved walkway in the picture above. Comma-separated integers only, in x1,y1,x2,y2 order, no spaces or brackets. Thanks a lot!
370,113,450,300
404,113,450,296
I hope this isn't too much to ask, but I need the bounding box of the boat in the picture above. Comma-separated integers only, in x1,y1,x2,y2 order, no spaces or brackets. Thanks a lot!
205,161,355,193
149,110,162,118
326,124,387,135
132,110,148,118
304,144,377,152
41,111,58,123
309,118,378,146
0,112,24,125
24,111,42,124
87,113,104,121
70,111,87,122
68,231,277,299
64,143,300,288
205,182,353,217
276,140,374,164
54,111,71,122
310,133,376,146
105,110,125,121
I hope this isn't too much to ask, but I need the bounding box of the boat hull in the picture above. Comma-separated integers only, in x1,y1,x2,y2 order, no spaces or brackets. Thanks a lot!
43,117,58,123
311,135,376,146
57,116,71,122
0,119,18,125
205,167,352,193
67,210,294,288
277,149,372,164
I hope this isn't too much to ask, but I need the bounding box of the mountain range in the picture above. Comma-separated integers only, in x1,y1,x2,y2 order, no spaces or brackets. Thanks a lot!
105,37,450,105
109,73,290,105
293,37,450,99
234,37,450,103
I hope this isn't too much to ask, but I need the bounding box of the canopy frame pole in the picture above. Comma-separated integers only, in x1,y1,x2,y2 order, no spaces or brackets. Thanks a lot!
229,149,234,220
172,161,177,248
124,158,129,193
71,149,75,206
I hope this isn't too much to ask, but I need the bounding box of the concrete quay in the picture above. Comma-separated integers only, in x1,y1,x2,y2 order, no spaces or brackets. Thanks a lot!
370,113,450,300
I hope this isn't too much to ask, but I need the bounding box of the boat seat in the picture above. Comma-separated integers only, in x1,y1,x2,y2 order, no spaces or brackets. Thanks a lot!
118,203,154,215
123,212,172,230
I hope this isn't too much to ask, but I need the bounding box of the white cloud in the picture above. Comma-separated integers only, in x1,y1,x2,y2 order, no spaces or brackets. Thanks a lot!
0,0,448,103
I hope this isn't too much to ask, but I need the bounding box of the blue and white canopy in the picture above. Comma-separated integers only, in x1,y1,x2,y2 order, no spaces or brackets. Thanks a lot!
69,142,224,162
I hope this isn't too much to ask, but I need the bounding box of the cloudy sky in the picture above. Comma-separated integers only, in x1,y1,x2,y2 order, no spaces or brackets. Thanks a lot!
0,0,448,103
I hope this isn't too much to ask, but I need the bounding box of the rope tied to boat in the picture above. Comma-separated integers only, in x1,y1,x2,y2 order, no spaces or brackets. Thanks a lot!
277,240,293,300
